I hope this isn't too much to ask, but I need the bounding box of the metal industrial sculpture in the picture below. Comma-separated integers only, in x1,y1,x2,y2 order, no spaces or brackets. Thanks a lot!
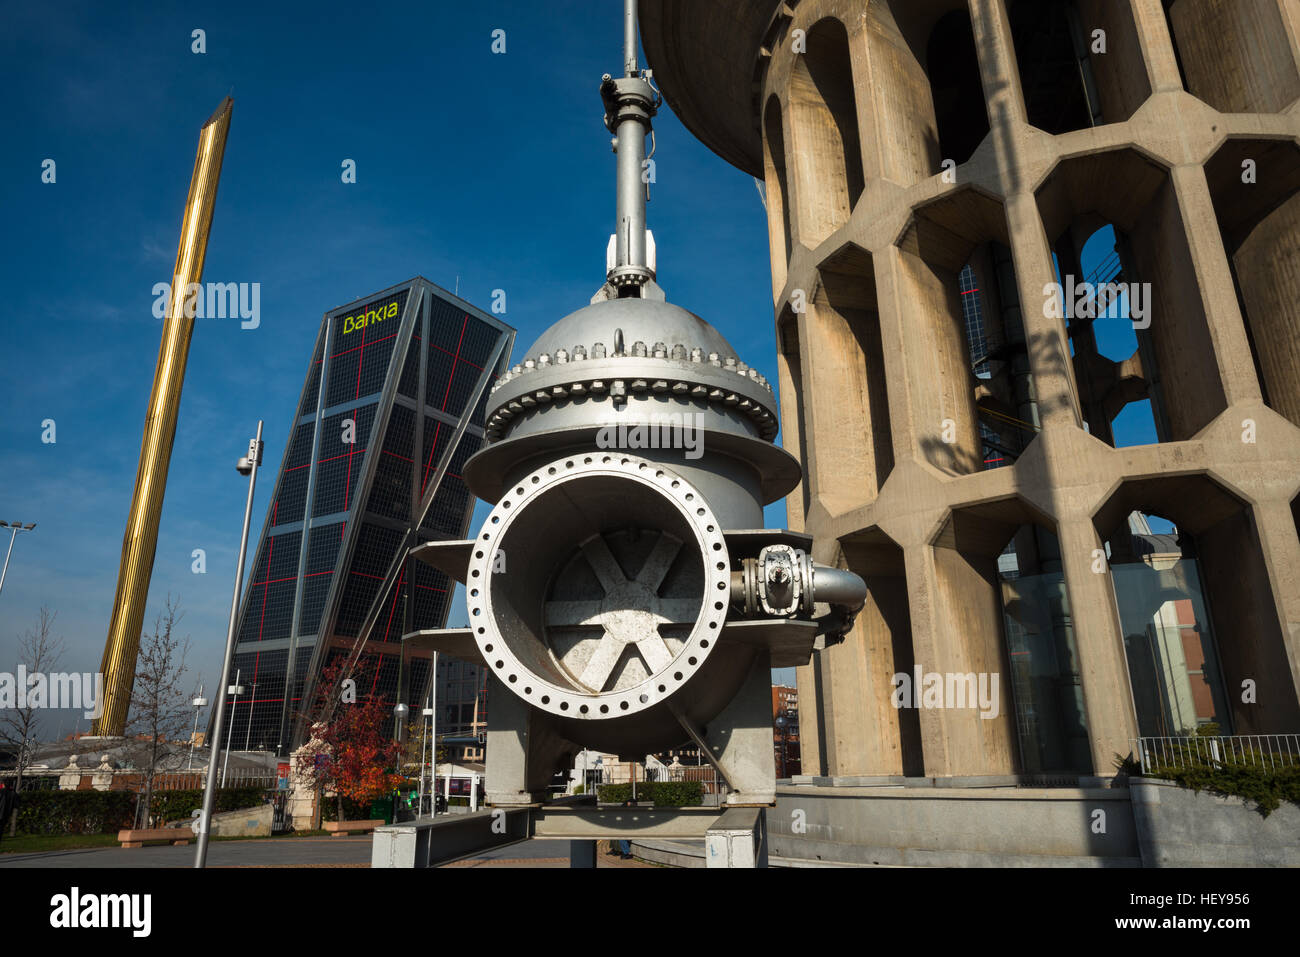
94,97,233,736
412,1,865,809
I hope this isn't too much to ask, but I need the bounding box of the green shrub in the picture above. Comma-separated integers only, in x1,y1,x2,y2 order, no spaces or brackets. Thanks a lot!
150,786,270,825
13,790,137,835
596,781,703,807
1146,760,1300,818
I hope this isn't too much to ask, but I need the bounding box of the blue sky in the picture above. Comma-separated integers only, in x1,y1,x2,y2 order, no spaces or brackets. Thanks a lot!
0,2,1156,734
0,1,778,731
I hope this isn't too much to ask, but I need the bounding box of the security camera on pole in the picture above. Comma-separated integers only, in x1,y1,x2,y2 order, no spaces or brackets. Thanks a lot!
195,421,263,868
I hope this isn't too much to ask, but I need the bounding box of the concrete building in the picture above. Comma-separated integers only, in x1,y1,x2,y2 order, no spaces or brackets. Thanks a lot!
772,684,801,777
639,0,1300,862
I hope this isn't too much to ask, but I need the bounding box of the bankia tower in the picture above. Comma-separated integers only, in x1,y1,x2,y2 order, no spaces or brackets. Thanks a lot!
218,279,513,755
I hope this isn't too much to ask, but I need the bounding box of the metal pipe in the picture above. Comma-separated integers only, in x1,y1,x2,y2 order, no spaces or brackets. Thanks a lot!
811,565,867,614
616,112,647,272
195,420,263,868
624,0,638,76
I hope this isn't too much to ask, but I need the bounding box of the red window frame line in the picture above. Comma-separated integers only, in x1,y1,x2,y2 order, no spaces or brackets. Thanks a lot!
439,316,470,412
250,570,332,588
329,331,397,362
381,568,407,641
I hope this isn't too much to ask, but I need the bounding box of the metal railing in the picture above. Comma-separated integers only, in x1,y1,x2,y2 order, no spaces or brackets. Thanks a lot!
1134,734,1300,772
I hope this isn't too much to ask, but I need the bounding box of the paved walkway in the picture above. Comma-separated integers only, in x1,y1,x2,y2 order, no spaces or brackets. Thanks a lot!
0,836,374,868
0,836,657,868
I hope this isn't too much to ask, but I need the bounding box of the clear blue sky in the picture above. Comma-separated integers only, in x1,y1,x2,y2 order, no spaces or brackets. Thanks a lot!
0,1,1154,731
0,1,778,732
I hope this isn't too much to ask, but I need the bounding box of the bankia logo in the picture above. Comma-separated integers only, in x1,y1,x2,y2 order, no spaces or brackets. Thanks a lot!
340,299,399,335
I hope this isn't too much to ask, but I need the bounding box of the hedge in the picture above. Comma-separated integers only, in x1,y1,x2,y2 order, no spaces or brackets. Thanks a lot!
1146,760,1300,818
149,786,270,825
11,790,137,836
596,781,704,807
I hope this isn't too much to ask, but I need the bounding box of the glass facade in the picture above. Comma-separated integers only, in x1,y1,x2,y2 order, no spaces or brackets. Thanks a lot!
1112,555,1231,737
218,278,513,754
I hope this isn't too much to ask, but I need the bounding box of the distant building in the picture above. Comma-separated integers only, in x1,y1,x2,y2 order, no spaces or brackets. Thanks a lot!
434,655,488,762
772,684,800,778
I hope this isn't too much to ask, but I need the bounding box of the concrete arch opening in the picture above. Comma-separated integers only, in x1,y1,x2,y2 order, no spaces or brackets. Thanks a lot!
1007,0,1150,133
801,243,894,505
1095,475,1300,737
924,8,990,166
786,17,865,247
762,96,793,291
1205,137,1300,430
1163,0,1300,114
896,186,1031,476
803,528,921,779
775,307,811,525
1036,148,1228,444
929,497,1082,776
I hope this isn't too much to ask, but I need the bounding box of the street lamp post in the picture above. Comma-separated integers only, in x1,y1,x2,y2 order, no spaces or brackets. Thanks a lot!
187,686,208,771
195,421,264,869
222,669,244,786
774,713,789,779
0,522,37,597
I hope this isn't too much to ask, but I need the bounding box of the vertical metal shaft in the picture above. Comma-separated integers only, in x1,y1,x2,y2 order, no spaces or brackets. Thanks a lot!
605,0,656,291
623,0,638,76
196,420,263,868
96,97,233,736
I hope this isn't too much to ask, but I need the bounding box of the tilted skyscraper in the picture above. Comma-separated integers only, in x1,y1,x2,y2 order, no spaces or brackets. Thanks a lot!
218,279,513,754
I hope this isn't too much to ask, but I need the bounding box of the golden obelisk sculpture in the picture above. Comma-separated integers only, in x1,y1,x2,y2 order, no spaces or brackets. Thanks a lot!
93,97,233,736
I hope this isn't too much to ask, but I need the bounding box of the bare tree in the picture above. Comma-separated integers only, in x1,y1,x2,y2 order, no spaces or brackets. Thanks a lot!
1,607,65,835
125,596,196,826
1,606,65,792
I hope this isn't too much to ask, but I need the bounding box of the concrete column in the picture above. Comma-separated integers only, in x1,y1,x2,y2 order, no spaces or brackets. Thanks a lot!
1128,0,1187,93
1167,164,1263,407
1056,518,1140,774
1003,190,1085,431
1249,498,1300,724
968,0,1029,128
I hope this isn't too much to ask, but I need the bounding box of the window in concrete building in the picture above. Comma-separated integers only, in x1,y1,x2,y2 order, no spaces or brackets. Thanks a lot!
925,10,990,166
961,246,1039,470
1009,0,1152,130
1106,512,1232,738
1038,150,1227,446
997,526,1092,776
1007,0,1095,133
1059,224,1163,448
